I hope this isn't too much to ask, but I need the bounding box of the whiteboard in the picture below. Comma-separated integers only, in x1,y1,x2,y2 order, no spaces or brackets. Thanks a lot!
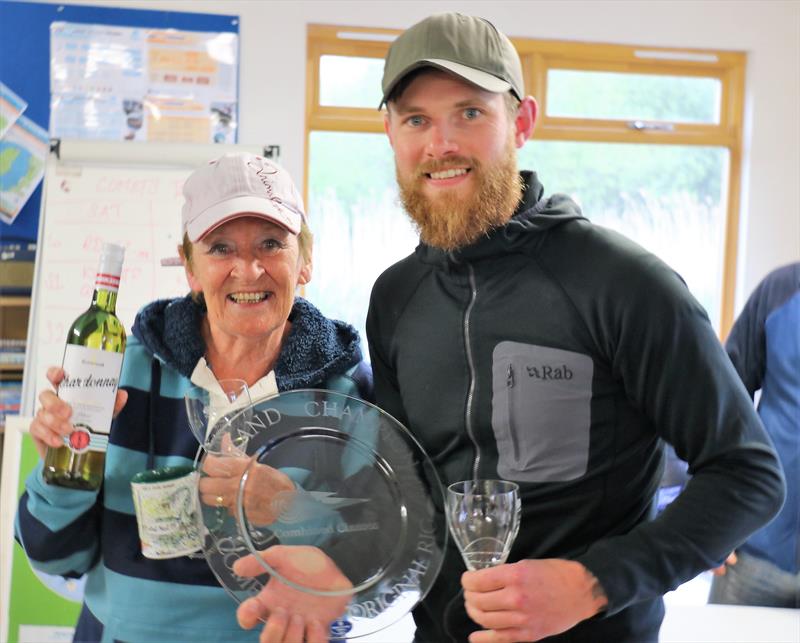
21,140,263,415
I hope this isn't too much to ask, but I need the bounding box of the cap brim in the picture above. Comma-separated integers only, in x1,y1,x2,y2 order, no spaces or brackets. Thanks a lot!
380,58,512,107
186,195,303,242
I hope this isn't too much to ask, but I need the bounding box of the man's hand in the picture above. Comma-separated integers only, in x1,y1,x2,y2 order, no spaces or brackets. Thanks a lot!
30,366,128,459
234,545,352,643
712,551,738,576
462,559,608,642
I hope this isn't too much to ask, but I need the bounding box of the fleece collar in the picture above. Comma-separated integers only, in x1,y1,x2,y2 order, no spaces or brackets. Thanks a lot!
131,295,362,391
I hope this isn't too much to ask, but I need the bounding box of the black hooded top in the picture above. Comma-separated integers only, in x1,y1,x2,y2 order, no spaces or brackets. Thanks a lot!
367,171,784,641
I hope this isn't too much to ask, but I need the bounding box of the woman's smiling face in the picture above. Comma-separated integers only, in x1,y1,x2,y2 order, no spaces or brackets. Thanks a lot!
184,215,311,343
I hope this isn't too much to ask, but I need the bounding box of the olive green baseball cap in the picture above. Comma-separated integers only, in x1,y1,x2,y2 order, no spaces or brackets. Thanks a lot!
380,12,524,108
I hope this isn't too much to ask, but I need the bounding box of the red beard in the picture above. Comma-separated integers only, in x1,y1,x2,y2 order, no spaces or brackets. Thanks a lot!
396,137,523,251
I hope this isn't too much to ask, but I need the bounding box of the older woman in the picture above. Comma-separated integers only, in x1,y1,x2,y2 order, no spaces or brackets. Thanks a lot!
17,153,371,643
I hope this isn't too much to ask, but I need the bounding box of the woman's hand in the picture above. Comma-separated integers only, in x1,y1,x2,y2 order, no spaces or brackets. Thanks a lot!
30,366,128,459
199,452,295,525
234,545,352,643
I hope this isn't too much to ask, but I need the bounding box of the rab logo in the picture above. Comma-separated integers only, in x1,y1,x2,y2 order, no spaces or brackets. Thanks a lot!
67,426,92,454
526,364,573,380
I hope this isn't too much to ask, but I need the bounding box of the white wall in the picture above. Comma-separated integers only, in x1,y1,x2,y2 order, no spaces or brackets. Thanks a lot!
30,0,800,304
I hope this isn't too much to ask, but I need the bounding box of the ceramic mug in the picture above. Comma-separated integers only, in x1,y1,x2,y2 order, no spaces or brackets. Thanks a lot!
130,465,202,559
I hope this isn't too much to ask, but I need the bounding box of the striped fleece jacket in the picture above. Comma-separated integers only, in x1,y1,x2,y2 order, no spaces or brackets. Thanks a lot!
15,295,372,643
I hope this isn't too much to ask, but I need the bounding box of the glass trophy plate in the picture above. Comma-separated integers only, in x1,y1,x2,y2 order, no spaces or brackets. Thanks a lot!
197,389,446,639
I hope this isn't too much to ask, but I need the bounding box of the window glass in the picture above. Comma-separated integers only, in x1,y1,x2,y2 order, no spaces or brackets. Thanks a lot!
307,27,744,336
546,69,721,124
517,141,729,328
319,55,385,108
305,131,417,355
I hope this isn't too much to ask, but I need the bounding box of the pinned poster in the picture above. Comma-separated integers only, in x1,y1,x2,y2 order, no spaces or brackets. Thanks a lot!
0,115,49,225
49,22,238,143
0,82,28,139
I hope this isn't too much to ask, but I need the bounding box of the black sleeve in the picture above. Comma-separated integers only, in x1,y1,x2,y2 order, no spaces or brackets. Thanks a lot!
570,246,785,614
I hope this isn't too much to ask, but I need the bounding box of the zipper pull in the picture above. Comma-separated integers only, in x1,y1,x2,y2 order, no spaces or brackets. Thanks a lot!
507,364,514,388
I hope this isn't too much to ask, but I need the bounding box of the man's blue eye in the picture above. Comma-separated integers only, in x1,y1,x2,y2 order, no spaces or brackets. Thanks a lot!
208,244,230,255
408,116,424,127
464,108,480,120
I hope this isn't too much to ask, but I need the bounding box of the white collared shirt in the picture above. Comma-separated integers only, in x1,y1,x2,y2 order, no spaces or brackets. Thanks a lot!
189,357,278,440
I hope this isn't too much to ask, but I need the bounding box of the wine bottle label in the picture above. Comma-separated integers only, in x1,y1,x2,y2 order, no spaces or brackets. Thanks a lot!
66,423,108,454
60,344,123,452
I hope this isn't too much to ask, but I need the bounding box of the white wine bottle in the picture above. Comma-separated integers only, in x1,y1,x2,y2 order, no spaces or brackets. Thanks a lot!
44,243,127,490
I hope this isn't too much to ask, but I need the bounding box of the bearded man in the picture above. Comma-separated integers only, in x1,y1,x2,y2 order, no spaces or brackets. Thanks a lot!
366,12,784,643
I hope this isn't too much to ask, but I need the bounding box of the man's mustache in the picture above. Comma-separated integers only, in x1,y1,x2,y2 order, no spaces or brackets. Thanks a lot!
415,156,479,177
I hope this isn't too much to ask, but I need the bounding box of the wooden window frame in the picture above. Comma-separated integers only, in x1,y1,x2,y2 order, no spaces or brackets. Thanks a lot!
305,24,746,335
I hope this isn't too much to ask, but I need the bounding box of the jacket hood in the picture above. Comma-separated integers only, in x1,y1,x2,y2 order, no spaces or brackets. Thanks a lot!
131,294,363,390
415,171,586,265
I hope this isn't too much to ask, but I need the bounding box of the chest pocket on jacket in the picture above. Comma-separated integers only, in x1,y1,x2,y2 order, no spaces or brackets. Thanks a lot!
491,341,593,483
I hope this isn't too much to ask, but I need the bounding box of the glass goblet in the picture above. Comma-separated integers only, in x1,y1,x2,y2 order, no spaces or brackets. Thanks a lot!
446,479,520,570
184,378,252,453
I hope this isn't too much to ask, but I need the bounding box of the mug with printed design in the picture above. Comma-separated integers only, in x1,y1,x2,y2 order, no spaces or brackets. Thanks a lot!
131,464,203,559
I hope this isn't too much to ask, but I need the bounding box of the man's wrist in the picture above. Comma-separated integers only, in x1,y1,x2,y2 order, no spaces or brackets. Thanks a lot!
586,566,609,616
570,560,609,619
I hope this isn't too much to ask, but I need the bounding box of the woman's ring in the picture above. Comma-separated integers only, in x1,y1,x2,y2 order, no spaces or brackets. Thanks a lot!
215,495,225,507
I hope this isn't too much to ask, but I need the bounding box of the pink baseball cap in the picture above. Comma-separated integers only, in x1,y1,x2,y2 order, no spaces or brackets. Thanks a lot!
182,153,306,242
